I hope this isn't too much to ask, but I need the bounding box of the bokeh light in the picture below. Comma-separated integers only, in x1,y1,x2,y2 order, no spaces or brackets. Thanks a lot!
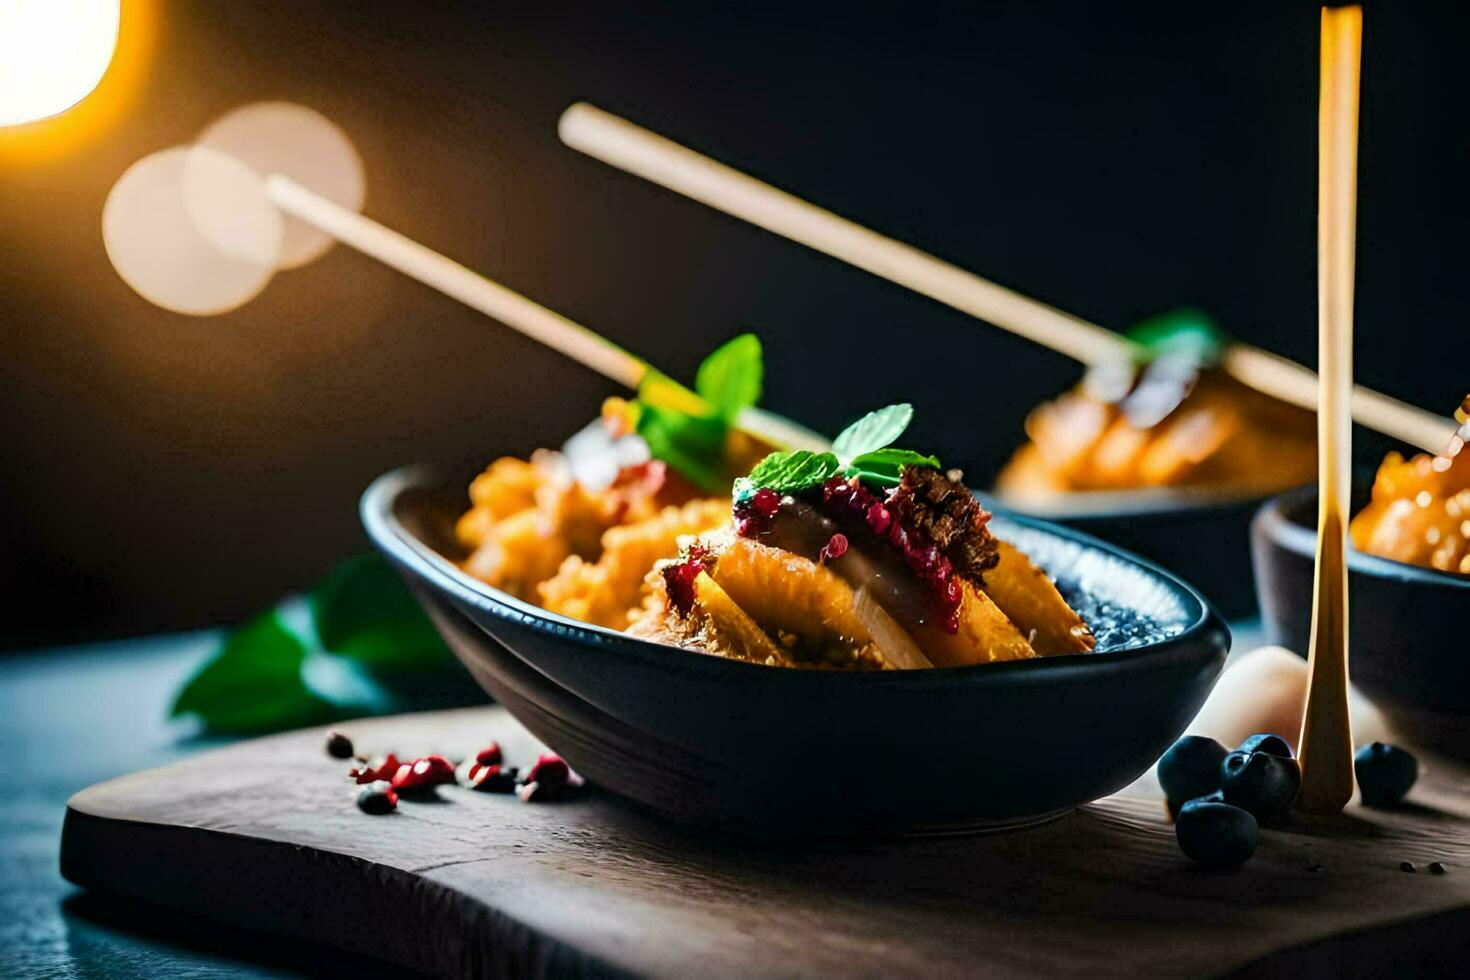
182,145,284,268
195,102,366,269
0,0,120,126
103,147,277,315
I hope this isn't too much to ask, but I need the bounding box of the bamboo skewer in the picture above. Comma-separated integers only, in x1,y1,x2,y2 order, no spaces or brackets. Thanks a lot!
1297,4,1361,815
263,174,829,453
559,101,1456,454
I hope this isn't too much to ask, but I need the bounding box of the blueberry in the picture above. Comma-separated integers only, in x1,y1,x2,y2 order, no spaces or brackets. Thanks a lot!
1176,800,1258,867
1166,788,1223,821
1237,733,1293,758
1354,742,1418,808
1221,749,1300,819
1157,735,1228,808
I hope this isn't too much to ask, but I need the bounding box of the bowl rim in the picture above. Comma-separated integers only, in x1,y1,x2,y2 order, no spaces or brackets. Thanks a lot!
984,482,1305,520
363,464,1230,687
1254,483,1470,591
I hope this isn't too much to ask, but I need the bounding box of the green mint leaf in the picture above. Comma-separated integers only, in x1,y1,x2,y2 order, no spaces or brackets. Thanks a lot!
844,448,941,487
634,369,729,489
695,334,763,422
170,610,338,734
1125,308,1224,366
734,450,843,499
832,404,913,464
313,554,450,670
638,406,727,491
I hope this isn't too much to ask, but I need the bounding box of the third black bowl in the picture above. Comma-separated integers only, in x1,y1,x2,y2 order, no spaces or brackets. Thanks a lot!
1252,483,1470,759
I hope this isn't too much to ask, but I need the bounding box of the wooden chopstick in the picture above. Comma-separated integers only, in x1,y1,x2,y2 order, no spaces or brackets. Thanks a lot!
263,174,830,453
560,101,1456,453
1296,4,1361,815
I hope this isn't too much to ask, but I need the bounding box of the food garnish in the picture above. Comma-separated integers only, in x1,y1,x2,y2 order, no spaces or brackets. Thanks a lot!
632,407,1094,670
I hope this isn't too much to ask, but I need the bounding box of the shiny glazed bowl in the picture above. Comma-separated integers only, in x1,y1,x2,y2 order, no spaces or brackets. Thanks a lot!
1253,483,1470,759
989,485,1293,620
365,465,1230,836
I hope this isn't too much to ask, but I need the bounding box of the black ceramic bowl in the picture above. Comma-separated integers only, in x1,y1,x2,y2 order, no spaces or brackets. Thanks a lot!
1253,484,1470,759
365,466,1230,835
991,487,1288,621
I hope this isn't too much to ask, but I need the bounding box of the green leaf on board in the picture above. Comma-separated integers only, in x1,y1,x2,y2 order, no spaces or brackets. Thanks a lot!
171,554,456,735
312,554,449,670
169,610,338,735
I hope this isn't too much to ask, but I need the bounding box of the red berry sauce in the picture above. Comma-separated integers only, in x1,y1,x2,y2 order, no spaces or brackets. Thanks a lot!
661,542,713,616
736,475,965,633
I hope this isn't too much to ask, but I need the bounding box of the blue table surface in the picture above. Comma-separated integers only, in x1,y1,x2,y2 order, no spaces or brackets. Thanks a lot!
2,623,1264,978
0,631,409,979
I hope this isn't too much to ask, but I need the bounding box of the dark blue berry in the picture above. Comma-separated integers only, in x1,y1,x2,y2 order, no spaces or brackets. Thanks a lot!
1354,742,1418,808
1166,788,1224,821
1176,800,1258,867
1157,735,1228,808
1221,749,1300,819
1236,733,1292,758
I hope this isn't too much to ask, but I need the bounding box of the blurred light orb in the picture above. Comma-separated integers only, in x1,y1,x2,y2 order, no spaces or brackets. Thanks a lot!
103,147,277,316
196,102,365,269
0,0,120,126
182,145,284,268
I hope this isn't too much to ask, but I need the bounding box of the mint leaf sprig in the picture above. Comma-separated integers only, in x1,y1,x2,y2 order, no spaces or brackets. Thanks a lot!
735,404,941,499
632,334,763,491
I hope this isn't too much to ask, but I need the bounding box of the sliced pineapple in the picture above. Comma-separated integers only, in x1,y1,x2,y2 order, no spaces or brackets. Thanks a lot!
904,579,1036,667
707,537,872,650
693,571,791,666
984,540,1095,656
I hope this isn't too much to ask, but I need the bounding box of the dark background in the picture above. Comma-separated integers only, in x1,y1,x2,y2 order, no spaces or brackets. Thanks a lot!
1,1,1463,650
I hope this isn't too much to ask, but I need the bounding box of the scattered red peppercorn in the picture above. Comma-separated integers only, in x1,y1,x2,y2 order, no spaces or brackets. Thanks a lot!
518,781,550,803
325,731,355,759
350,754,401,785
525,753,571,788
391,754,456,794
458,760,520,793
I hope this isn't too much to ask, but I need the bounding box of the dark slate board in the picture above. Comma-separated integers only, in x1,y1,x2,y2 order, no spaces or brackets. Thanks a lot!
61,707,1470,977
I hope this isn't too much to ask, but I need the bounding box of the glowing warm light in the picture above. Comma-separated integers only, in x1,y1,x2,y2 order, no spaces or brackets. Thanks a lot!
103,147,277,316
0,0,120,127
195,102,366,268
